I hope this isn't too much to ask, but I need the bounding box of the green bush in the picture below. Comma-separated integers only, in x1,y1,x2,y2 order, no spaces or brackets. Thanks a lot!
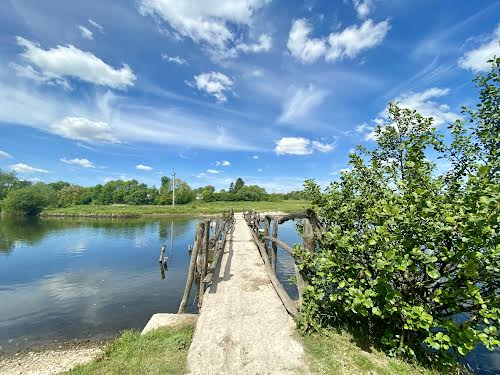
2,185,53,216
300,59,499,367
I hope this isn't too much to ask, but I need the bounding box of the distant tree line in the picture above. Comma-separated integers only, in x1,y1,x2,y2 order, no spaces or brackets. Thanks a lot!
0,172,306,216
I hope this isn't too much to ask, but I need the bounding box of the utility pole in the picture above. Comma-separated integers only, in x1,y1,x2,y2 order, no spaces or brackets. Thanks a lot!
171,169,176,207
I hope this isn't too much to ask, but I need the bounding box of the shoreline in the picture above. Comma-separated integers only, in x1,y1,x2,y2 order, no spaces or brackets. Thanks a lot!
0,337,110,375
40,212,219,218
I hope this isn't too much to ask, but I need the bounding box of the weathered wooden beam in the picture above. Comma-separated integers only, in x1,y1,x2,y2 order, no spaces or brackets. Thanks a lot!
262,235,295,258
248,228,298,317
277,208,316,224
178,222,203,313
158,244,166,263
198,220,210,308
271,220,278,271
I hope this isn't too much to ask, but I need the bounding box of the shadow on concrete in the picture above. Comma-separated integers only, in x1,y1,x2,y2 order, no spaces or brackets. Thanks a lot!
208,224,235,294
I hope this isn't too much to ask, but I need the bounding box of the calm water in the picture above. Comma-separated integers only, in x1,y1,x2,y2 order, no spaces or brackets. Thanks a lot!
0,217,497,374
0,216,199,354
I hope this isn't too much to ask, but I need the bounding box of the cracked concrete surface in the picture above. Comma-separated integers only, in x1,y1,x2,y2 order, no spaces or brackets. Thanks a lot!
187,213,309,375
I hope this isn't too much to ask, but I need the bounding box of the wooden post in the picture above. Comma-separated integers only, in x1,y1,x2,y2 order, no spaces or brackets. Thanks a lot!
295,217,315,308
271,220,278,271
263,217,270,255
303,217,315,255
178,222,203,313
159,262,165,279
198,220,210,308
159,244,166,263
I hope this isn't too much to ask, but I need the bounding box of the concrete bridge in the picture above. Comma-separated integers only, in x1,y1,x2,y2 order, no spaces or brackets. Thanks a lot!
187,213,309,374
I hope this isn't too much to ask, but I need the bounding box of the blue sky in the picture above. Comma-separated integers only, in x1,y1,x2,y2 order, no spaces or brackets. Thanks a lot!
0,0,499,192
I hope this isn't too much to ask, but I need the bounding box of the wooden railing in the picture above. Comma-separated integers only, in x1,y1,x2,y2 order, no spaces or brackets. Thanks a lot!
178,209,235,313
244,209,321,317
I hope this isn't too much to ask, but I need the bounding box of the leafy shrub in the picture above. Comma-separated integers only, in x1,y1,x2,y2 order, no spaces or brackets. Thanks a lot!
299,59,499,366
2,184,53,215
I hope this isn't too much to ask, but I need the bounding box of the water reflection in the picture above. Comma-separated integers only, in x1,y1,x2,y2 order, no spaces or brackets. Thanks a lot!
0,216,197,354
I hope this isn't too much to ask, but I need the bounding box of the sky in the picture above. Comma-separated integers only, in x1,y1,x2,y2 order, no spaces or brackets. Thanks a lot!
0,0,499,193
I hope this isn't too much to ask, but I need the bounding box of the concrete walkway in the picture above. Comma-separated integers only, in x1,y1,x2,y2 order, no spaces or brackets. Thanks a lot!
187,213,309,375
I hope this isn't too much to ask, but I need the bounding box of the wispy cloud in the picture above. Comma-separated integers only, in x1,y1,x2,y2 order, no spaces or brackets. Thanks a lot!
78,25,93,40
10,163,49,173
279,85,328,123
0,150,13,159
60,157,95,168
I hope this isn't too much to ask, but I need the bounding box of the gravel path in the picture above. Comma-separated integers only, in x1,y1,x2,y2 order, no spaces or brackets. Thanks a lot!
188,213,309,375
0,345,103,375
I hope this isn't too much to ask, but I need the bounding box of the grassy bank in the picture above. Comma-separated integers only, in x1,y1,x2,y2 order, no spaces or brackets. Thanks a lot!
65,324,194,375
41,200,310,217
303,330,443,375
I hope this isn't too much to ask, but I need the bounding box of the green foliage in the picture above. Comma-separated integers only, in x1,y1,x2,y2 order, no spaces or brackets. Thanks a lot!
300,59,500,367
157,176,195,205
0,169,30,201
57,185,92,207
3,184,55,216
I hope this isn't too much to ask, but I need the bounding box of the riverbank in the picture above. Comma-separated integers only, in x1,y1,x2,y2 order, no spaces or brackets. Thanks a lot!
41,200,310,217
0,339,107,375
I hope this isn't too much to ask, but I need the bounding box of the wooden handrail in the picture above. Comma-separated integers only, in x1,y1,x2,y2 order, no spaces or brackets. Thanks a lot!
178,211,235,313
244,209,319,314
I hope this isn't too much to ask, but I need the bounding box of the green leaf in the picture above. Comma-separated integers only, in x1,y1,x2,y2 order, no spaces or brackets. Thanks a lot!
426,268,440,279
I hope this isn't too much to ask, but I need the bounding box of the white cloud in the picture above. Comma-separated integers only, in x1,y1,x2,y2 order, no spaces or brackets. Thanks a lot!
88,19,104,33
192,72,234,103
51,117,120,143
274,137,334,155
352,0,372,19
0,150,13,159
15,36,136,89
287,18,389,63
257,168,263,172
279,85,328,123
326,19,390,61
312,140,334,152
138,0,270,50
10,62,72,90
252,155,259,159
78,25,93,40
459,24,500,72
60,157,95,168
136,164,153,171
10,163,49,173
215,160,231,166
235,34,272,53
287,19,327,63
207,169,220,174
393,87,459,126
161,53,188,65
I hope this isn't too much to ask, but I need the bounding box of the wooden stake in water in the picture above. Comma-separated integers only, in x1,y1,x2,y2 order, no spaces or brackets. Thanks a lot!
159,244,166,263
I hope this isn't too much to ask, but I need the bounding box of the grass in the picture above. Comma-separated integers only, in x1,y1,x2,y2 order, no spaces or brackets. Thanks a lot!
41,200,310,216
65,324,194,375
303,330,442,375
